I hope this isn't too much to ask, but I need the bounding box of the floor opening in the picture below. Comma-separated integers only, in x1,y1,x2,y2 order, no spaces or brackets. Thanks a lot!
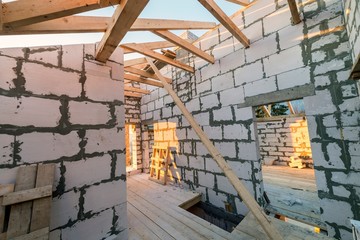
254,99,326,232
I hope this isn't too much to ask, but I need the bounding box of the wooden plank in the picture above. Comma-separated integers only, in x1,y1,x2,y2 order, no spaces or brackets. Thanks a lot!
261,105,272,117
198,0,250,48
225,0,250,6
153,30,215,63
124,66,172,83
122,44,194,73
287,0,301,25
146,57,283,240
2,0,120,29
125,91,142,98
2,185,52,206
1,17,216,35
95,0,149,62
124,57,147,67
0,185,14,234
7,165,37,239
124,73,163,88
124,86,150,94
123,41,176,54
10,227,49,240
287,101,296,114
30,164,55,232
128,208,163,240
178,195,202,210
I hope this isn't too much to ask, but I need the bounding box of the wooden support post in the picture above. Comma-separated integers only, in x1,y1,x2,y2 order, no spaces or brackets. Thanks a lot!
287,101,295,115
261,105,271,117
287,0,301,24
146,57,284,240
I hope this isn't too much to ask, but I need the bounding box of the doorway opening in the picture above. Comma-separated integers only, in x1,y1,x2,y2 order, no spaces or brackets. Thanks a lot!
254,99,326,232
125,123,138,172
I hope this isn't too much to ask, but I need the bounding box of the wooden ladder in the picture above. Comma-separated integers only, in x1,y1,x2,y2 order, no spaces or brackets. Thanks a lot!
0,164,55,240
149,146,171,185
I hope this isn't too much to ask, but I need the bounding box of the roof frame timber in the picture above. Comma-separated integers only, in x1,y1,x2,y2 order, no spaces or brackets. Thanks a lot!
124,73,164,88
287,0,301,24
124,86,150,94
225,0,250,6
124,91,143,98
124,66,172,83
1,0,120,30
198,0,250,48
124,57,147,67
153,30,215,64
95,0,149,63
121,43,195,73
123,41,176,54
0,16,217,35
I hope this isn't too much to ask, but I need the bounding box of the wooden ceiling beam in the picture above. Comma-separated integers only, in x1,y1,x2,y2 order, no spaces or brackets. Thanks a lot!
125,91,143,98
225,0,250,6
1,0,120,29
198,0,250,48
153,30,215,63
123,41,176,54
131,18,216,31
124,73,164,88
95,0,149,63
125,66,172,83
124,86,150,94
0,17,216,35
124,57,147,67
122,43,195,73
287,0,301,25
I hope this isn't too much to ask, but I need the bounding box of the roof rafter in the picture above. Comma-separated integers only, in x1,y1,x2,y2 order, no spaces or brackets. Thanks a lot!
124,57,147,67
1,0,120,29
121,43,195,73
125,91,143,98
124,73,164,88
198,0,250,48
153,30,215,63
123,41,176,54
124,86,150,94
125,66,172,83
0,17,216,35
96,0,149,63
225,0,250,6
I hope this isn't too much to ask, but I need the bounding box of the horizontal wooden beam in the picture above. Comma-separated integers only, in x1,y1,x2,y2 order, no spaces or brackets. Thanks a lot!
124,73,163,88
198,0,250,48
153,30,215,63
124,57,147,67
2,185,52,206
123,41,176,54
124,86,150,94
125,91,143,98
96,0,149,62
0,17,216,35
1,0,120,29
287,0,301,24
131,18,216,31
225,0,250,6
125,66,172,83
122,43,195,73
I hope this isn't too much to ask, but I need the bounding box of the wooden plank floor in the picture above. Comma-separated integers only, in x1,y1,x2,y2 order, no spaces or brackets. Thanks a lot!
262,165,324,229
126,174,253,240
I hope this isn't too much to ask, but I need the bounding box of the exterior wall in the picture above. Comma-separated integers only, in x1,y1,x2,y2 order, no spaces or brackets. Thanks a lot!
0,44,127,240
344,0,360,64
141,0,360,238
257,116,313,168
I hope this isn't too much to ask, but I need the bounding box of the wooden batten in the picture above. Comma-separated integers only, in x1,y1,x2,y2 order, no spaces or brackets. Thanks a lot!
1,0,120,29
95,0,149,62
123,41,176,54
145,56,284,240
131,18,216,31
125,91,143,98
198,0,250,48
153,30,215,63
124,73,164,88
124,57,147,67
125,66,172,83
124,86,150,94
225,0,249,6
122,43,194,73
287,0,301,24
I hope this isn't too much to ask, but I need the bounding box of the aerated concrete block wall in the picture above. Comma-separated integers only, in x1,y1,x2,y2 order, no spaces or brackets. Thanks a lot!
141,0,360,238
0,44,127,240
344,0,360,64
257,116,313,167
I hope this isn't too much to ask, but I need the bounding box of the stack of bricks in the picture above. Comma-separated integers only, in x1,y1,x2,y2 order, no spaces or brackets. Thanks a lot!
257,117,313,168
141,0,360,238
0,44,127,239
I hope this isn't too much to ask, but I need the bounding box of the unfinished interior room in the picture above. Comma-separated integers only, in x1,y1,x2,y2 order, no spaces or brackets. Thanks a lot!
0,0,359,239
